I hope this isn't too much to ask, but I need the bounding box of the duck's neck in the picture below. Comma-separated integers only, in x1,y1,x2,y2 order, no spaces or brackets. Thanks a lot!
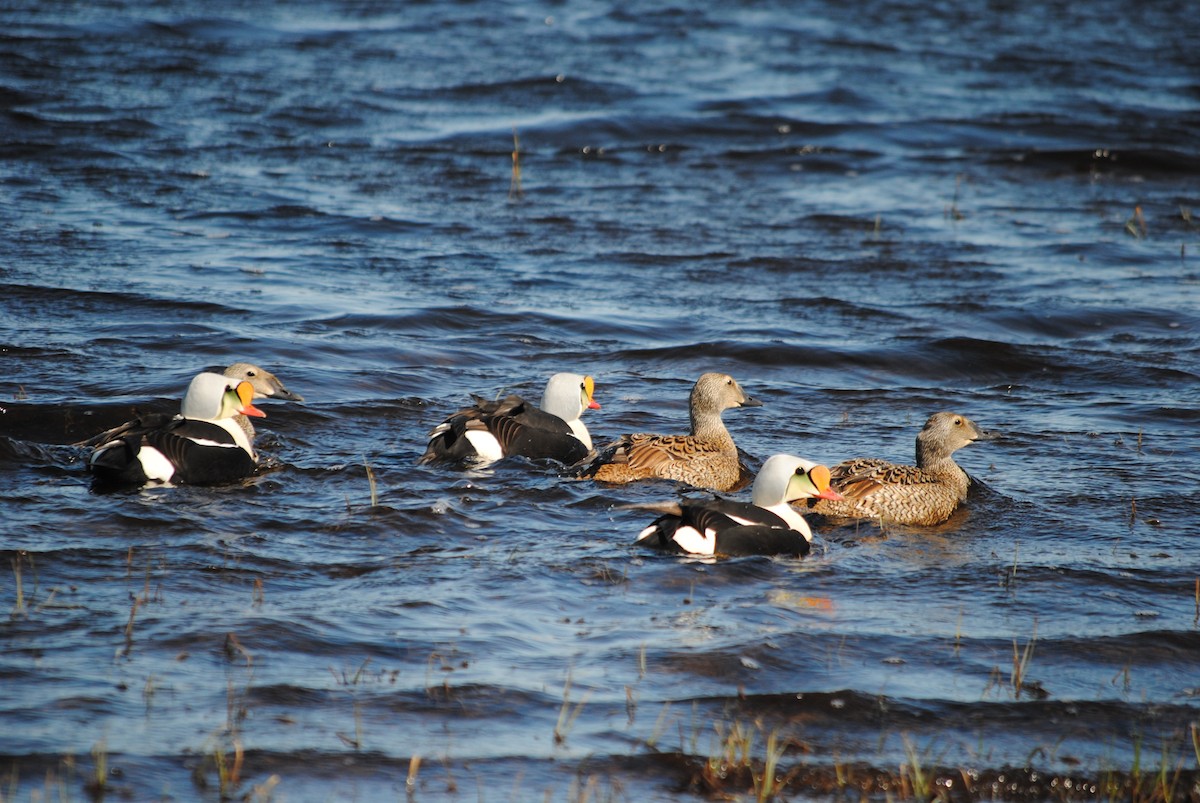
915,434,955,471
234,413,257,442
916,437,970,498
220,417,257,457
764,503,813,541
568,419,593,450
690,409,732,443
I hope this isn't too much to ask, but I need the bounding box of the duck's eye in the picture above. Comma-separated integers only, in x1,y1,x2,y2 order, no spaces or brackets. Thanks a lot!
247,370,257,377
954,417,963,426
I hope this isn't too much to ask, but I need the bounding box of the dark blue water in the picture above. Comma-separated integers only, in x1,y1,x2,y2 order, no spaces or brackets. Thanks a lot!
3,0,1199,799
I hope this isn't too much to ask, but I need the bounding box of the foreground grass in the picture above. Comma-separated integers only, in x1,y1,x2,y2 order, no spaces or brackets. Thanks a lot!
662,717,1200,802
4,741,1199,803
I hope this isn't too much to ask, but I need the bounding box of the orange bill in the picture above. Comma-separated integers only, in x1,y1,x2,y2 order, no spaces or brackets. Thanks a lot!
236,380,267,418
585,375,601,409
809,464,844,501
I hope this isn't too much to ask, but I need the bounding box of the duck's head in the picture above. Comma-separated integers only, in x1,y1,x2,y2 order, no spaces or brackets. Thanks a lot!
754,454,844,507
918,412,997,459
692,372,762,415
543,372,600,420
223,362,305,402
181,373,267,421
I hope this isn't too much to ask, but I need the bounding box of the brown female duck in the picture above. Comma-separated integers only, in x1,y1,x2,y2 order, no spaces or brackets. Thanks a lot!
584,372,760,492
807,411,996,526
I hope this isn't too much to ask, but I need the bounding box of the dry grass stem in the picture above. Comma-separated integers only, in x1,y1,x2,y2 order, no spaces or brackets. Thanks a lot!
509,128,523,200
1012,618,1038,699
554,672,592,745
11,555,25,616
364,456,378,507
406,755,421,795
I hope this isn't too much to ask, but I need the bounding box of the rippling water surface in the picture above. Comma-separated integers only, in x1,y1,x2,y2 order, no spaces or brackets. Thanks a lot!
2,0,1198,800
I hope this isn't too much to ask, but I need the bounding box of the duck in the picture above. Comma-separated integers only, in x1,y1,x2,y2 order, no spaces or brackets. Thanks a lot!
631,454,844,557
222,362,305,440
88,372,265,487
75,362,303,448
419,373,600,466
222,362,305,403
583,372,760,492
806,411,996,526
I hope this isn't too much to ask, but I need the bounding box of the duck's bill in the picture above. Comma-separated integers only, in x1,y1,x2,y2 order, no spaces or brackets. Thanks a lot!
236,381,268,418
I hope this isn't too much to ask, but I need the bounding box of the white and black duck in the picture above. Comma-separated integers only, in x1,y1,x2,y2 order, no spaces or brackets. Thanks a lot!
631,454,843,557
88,372,265,487
419,372,600,466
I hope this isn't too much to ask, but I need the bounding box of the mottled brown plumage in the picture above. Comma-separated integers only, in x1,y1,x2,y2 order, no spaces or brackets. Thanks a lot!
807,411,996,526
586,372,761,492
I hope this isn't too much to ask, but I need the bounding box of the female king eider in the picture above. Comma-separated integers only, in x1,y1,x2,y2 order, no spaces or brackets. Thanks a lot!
221,362,305,441
807,411,997,526
88,372,265,487
419,373,600,466
585,372,760,492
632,454,843,557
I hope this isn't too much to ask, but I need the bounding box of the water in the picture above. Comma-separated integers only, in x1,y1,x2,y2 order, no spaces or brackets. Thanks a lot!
2,0,1199,799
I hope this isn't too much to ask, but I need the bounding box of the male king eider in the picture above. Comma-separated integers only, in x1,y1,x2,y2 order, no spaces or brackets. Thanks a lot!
583,372,761,492
419,372,600,466
632,454,844,557
807,411,997,526
77,362,303,448
88,372,265,487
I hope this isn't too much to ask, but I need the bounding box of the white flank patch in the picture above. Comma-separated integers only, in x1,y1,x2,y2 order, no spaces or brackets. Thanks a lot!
137,447,177,483
188,438,238,449
464,430,504,463
670,526,716,556
634,525,657,543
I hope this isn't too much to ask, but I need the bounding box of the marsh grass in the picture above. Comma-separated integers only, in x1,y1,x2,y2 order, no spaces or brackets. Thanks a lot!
566,774,625,803
644,701,673,751
691,719,799,802
1126,205,1148,238
332,659,372,750
1011,618,1038,700
900,734,933,801
1006,541,1020,591
335,701,364,750
554,672,592,746
945,173,966,221
83,738,108,799
10,553,26,617
363,456,378,507
119,597,140,658
210,736,245,797
406,755,421,799
8,550,49,618
509,128,523,200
